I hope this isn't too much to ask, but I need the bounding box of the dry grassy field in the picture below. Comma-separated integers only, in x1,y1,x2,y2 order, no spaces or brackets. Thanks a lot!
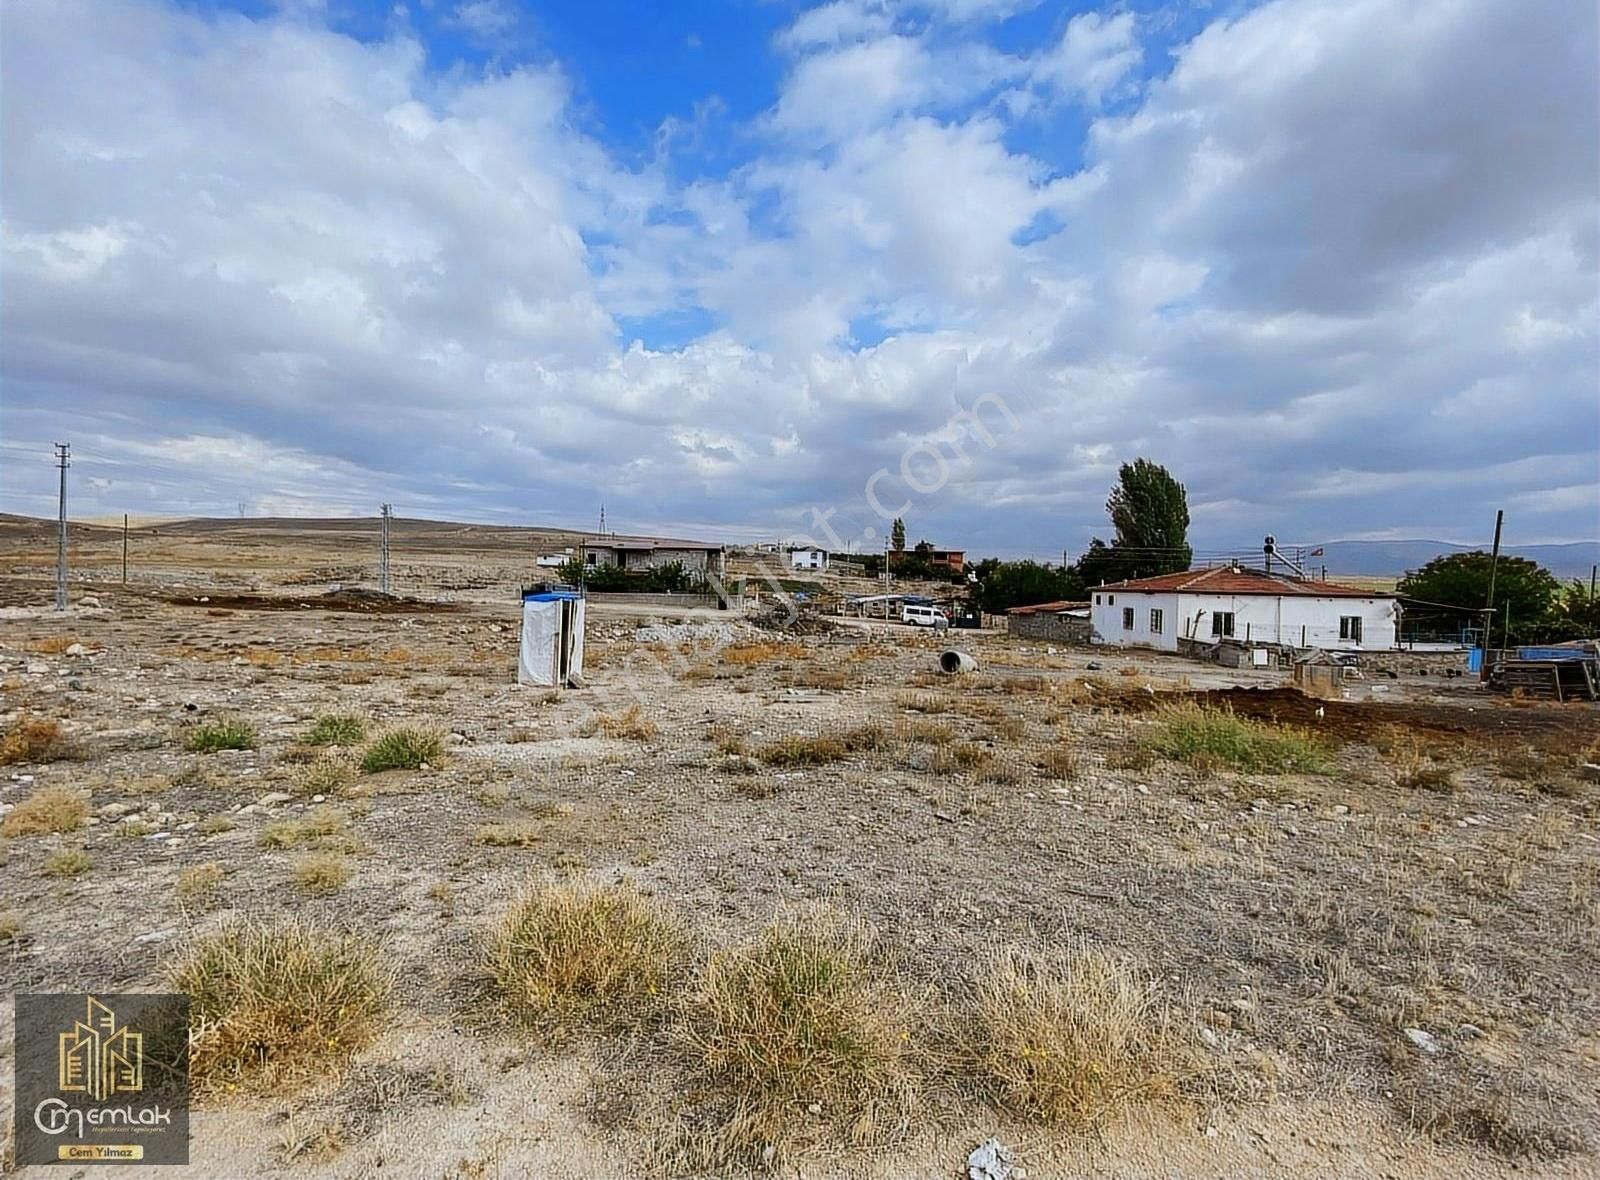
2,519,1597,1178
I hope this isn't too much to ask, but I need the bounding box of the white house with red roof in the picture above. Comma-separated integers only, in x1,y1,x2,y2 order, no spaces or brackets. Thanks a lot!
1088,566,1399,652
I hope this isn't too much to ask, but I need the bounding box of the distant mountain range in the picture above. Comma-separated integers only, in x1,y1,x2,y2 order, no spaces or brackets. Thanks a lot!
1306,540,1599,580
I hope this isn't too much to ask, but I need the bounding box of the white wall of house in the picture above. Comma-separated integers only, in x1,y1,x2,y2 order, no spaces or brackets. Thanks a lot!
1090,590,1182,650
1090,591,1398,651
789,549,828,571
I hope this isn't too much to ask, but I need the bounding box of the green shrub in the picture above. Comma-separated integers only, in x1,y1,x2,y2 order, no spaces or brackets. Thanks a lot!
359,728,443,773
186,720,257,753
304,714,367,747
1143,703,1327,774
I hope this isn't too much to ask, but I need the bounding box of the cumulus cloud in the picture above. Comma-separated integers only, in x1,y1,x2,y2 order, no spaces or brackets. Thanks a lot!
0,0,1594,554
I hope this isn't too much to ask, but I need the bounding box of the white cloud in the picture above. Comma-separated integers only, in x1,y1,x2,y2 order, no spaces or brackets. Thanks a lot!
449,1,515,39
778,0,894,50
1,0,1594,553
1031,11,1142,105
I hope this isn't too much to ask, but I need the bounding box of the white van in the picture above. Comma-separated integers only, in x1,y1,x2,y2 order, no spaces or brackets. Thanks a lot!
901,604,949,628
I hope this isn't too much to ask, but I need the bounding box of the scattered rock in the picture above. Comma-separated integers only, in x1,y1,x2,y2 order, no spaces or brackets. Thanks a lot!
256,792,294,808
1456,1022,1484,1040
967,1137,1016,1180
97,803,136,820
65,643,88,657
1404,1027,1440,1054
134,927,178,944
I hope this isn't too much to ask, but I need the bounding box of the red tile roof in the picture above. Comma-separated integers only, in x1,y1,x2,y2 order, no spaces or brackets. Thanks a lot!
1007,599,1091,615
1095,567,1389,599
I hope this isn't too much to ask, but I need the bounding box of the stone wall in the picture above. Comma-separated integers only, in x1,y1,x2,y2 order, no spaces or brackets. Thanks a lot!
585,591,729,611
1008,612,1092,643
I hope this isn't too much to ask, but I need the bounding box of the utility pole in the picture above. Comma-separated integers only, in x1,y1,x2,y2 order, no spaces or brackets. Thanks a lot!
379,503,392,595
1483,509,1504,654
122,514,129,585
53,443,70,611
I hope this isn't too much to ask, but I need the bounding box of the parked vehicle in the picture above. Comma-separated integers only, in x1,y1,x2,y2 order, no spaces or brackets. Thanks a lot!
902,604,949,628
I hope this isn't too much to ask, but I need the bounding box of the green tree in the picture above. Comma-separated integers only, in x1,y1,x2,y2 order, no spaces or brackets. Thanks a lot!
972,561,1085,615
1073,538,1123,588
1102,458,1191,577
1547,580,1600,641
890,518,906,552
1397,551,1561,645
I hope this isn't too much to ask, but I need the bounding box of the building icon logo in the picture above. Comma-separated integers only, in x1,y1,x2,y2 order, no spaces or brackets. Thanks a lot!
58,997,143,1102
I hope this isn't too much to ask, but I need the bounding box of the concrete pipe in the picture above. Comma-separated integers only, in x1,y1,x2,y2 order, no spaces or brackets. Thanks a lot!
939,649,977,674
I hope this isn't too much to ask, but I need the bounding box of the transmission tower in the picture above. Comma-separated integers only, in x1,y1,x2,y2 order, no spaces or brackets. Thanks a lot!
379,503,392,594
54,443,70,611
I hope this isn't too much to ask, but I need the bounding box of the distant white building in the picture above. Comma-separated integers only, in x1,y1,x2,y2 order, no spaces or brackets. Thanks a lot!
788,546,829,572
1089,566,1399,652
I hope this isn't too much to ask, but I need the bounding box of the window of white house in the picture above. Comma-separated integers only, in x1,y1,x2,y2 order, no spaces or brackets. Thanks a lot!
1107,595,1114,604
1150,608,1163,634
1094,594,1101,605
585,552,597,566
1122,607,1134,630
1340,616,1363,642
1211,611,1235,638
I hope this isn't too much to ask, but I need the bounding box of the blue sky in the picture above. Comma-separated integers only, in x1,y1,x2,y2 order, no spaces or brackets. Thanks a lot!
1,0,1596,558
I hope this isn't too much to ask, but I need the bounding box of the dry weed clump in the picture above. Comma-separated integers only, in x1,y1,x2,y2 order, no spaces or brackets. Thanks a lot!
756,724,887,766
1039,744,1081,779
186,719,257,753
171,921,391,1092
358,727,443,773
1394,748,1459,793
176,863,226,908
707,726,746,756
0,716,70,765
959,946,1198,1126
28,635,79,654
895,716,955,746
677,908,918,1165
1,785,89,837
591,707,660,741
475,823,541,848
43,848,92,877
260,806,348,850
292,853,352,895
1144,703,1327,774
0,912,21,942
722,642,809,666
297,750,357,796
1391,1054,1585,1159
487,880,690,1037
